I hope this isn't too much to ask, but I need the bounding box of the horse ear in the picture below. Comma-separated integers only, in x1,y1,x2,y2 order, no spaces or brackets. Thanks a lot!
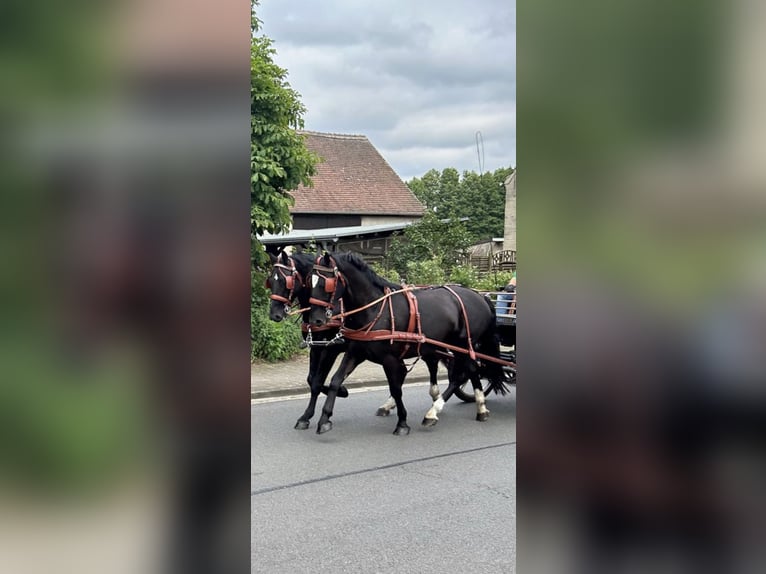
280,251,289,265
268,252,277,264
323,252,331,266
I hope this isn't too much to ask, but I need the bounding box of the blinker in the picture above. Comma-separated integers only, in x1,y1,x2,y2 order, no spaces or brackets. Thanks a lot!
324,277,336,293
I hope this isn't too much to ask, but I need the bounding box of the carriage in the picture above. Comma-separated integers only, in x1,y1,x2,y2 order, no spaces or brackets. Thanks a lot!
453,289,516,402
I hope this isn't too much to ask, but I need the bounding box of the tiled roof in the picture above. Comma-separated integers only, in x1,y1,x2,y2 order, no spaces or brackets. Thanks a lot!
290,131,425,216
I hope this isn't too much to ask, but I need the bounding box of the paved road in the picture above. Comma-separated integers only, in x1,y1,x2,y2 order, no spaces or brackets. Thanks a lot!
251,386,516,573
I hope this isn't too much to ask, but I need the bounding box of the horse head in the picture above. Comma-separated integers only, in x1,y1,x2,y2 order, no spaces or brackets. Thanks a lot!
308,252,346,327
266,251,303,322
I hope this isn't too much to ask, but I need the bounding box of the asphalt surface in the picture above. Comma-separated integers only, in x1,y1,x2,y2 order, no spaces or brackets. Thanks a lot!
251,386,516,573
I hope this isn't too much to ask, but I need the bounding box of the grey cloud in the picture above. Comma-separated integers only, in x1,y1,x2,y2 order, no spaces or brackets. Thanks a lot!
258,0,516,177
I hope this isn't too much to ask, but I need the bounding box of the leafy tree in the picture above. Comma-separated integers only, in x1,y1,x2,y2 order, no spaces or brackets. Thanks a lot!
251,0,318,269
251,1,317,360
386,211,472,279
407,166,514,241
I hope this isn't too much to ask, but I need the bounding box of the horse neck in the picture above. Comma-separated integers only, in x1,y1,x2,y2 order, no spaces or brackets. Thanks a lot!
337,262,388,324
290,257,313,309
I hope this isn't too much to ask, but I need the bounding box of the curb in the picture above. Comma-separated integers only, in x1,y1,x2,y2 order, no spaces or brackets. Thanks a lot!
251,373,432,401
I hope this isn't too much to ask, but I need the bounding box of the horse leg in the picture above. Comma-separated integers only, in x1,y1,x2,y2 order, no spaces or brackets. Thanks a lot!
436,357,464,405
382,355,409,436
422,356,445,427
316,346,349,398
294,348,325,430
305,346,321,390
466,361,491,422
375,396,397,417
316,350,365,434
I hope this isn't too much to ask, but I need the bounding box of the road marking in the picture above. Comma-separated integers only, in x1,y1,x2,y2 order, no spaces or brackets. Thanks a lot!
251,441,516,496
251,381,433,405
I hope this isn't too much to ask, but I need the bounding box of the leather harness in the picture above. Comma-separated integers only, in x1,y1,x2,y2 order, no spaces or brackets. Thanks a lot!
309,260,514,367
266,259,302,306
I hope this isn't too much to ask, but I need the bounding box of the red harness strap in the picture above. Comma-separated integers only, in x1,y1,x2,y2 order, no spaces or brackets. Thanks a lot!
342,328,515,368
398,288,422,358
441,285,476,360
340,286,424,359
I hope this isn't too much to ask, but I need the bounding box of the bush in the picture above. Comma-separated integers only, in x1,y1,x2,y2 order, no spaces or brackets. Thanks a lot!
447,263,481,287
473,270,515,292
369,261,401,284
405,257,446,285
251,307,304,362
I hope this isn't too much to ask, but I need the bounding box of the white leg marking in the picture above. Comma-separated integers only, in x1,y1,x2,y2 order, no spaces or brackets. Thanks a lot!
433,396,445,414
378,396,396,414
424,405,439,420
475,389,490,415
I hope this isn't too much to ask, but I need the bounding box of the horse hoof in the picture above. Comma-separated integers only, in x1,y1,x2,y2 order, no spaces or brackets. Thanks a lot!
476,412,490,422
375,408,390,417
317,421,333,434
393,425,411,436
294,420,310,430
421,417,438,427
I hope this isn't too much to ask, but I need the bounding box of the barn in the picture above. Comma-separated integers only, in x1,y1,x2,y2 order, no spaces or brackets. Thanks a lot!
260,131,425,261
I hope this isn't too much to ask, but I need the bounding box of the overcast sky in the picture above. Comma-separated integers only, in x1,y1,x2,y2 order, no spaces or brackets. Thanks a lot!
258,0,515,182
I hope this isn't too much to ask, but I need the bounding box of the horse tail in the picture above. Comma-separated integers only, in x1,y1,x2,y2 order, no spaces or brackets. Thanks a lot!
478,295,509,395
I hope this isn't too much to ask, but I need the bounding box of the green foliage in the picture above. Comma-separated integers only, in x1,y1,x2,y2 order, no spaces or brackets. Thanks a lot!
369,261,401,284
405,258,446,286
408,166,514,242
473,270,515,292
250,0,317,361
387,211,472,279
251,0,318,269
251,307,304,362
448,263,481,287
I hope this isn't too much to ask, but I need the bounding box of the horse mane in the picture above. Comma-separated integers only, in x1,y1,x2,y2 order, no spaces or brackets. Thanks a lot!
338,252,400,291
288,251,316,277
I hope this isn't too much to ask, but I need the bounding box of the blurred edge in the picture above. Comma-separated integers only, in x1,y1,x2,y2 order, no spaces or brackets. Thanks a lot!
0,1,251,573
520,1,766,573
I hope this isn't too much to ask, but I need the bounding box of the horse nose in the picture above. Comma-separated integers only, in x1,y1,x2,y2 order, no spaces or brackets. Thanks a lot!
314,318,324,326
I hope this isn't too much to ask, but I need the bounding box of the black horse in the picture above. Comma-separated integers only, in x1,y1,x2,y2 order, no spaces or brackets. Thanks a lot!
266,251,349,428
265,251,447,430
308,252,506,435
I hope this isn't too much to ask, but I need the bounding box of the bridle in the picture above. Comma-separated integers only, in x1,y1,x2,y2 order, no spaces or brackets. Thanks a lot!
265,257,303,310
309,255,346,318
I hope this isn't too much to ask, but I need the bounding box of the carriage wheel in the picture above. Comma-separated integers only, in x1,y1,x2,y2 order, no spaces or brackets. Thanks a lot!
453,381,477,403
